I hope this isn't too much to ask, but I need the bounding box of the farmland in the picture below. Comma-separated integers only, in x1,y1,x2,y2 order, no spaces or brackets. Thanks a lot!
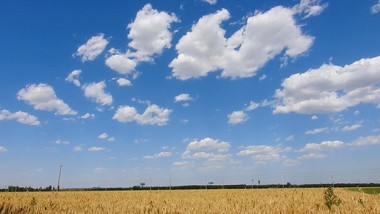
1,188,379,213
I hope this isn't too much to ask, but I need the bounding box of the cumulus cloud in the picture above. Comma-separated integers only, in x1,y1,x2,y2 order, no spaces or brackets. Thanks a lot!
116,78,132,87
300,140,344,152
88,147,105,152
170,4,315,80
18,83,77,115
311,115,318,120
245,101,259,111
227,111,248,124
371,0,380,14
106,4,178,75
174,93,193,102
0,109,40,125
74,33,109,62
113,104,172,126
274,55,380,114
144,151,172,159
54,139,69,145
181,138,231,165
305,127,328,135
65,70,82,87
82,81,113,106
237,145,290,165
348,135,380,146
0,146,7,152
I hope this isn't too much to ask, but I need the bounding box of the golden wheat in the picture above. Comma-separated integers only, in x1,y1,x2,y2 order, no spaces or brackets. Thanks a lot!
1,188,379,213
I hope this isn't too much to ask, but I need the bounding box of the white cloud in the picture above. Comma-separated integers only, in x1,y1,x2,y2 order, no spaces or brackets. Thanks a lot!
185,138,230,153
348,135,380,146
203,0,217,5
172,161,193,169
305,127,328,135
73,146,83,151
342,124,362,132
113,104,172,126
170,5,314,80
174,93,193,102
300,140,344,152
127,4,179,61
107,137,116,142
311,115,318,120
227,111,248,124
106,4,178,74
144,151,172,159
98,133,108,139
54,139,69,145
88,147,105,152
80,113,95,119
0,109,40,126
82,81,113,106
116,78,132,87
274,55,380,114
259,74,267,81
94,167,107,173
17,83,77,115
0,146,7,152
181,138,231,166
237,145,290,165
65,70,82,87
105,53,137,75
74,33,108,62
371,0,380,14
245,101,259,111
298,152,326,160
293,0,328,19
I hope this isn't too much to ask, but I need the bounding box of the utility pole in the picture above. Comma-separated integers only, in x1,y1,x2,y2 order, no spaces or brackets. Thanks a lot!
57,164,63,191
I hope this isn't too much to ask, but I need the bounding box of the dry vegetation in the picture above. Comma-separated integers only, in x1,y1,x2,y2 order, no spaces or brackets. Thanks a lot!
1,188,379,213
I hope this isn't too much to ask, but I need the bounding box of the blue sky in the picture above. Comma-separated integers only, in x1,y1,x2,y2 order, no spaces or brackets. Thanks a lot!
1,0,380,188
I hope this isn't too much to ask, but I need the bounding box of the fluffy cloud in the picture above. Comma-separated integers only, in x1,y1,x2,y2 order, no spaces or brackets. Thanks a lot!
113,104,172,126
181,138,231,164
82,81,113,106
237,145,290,165
245,101,259,111
18,83,77,115
106,4,178,75
227,111,248,124
305,127,328,135
74,33,108,62
65,70,81,87
0,146,7,152
371,0,380,14
73,146,83,151
174,93,193,102
349,135,380,146
274,55,380,114
144,151,172,159
116,78,132,87
88,147,105,152
300,140,344,152
170,4,315,80
0,109,40,125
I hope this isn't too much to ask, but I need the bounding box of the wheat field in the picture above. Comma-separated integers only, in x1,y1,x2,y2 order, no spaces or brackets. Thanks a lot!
1,188,379,213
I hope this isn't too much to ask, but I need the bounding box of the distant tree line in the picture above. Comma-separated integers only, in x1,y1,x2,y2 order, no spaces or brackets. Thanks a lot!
1,183,379,192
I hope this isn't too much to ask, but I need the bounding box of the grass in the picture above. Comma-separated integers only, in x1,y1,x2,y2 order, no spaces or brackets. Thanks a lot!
348,187,380,195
